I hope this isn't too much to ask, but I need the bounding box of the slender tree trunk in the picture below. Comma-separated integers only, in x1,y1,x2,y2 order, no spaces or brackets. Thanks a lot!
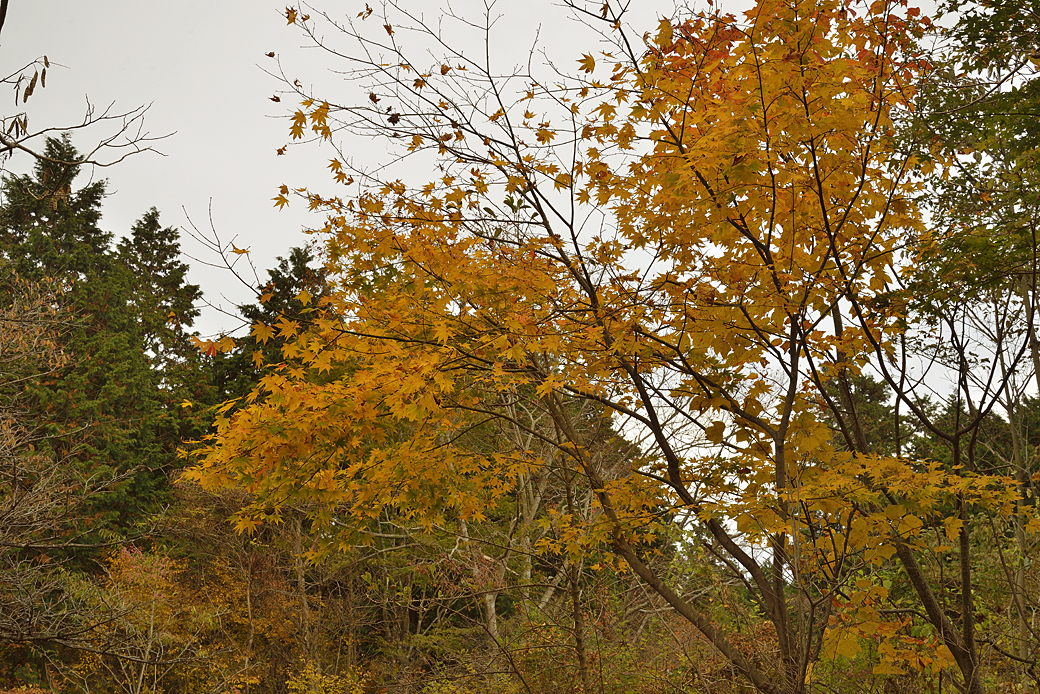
568,563,593,693
292,515,316,687
957,499,985,694
1005,395,1032,665
995,294,1033,674
460,518,500,640
245,568,254,694
1020,272,1040,396
484,589,500,641
562,455,592,693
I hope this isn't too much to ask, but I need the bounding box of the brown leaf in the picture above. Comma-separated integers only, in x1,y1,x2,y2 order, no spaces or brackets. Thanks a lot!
23,71,37,103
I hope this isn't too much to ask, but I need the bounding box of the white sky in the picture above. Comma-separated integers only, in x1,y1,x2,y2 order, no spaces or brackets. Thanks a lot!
2,0,345,335
0,0,684,336
1,0,942,337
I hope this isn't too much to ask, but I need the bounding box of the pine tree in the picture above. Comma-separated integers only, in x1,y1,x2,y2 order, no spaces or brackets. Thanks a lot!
0,135,110,279
117,208,213,448
117,207,201,376
211,246,327,401
0,136,166,533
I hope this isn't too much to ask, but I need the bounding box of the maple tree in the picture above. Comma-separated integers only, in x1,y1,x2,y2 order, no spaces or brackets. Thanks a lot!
188,0,1039,692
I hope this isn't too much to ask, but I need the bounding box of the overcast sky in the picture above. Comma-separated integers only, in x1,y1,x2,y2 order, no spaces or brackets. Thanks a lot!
0,0,679,335
2,1,365,335
2,0,941,337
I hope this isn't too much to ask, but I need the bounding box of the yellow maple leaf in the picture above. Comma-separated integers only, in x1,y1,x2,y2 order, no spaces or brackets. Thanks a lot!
252,322,275,344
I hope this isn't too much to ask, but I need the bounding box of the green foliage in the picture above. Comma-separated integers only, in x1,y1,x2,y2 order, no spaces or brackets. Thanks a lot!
210,245,327,401
0,137,206,536
0,139,160,533
118,207,215,459
117,207,201,363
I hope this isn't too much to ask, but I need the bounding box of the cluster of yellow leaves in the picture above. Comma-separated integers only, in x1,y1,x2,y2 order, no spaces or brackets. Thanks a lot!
187,2,1017,645
67,543,303,693
186,303,542,539
290,99,332,141
191,333,237,358
287,661,368,694
814,577,957,680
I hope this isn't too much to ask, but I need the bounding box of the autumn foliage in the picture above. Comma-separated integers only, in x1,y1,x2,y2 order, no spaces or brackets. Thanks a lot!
0,0,1035,690
177,0,1039,692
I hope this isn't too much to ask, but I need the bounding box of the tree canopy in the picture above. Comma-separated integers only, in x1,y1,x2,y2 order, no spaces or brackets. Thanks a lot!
186,1,1040,692
1,0,1039,692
